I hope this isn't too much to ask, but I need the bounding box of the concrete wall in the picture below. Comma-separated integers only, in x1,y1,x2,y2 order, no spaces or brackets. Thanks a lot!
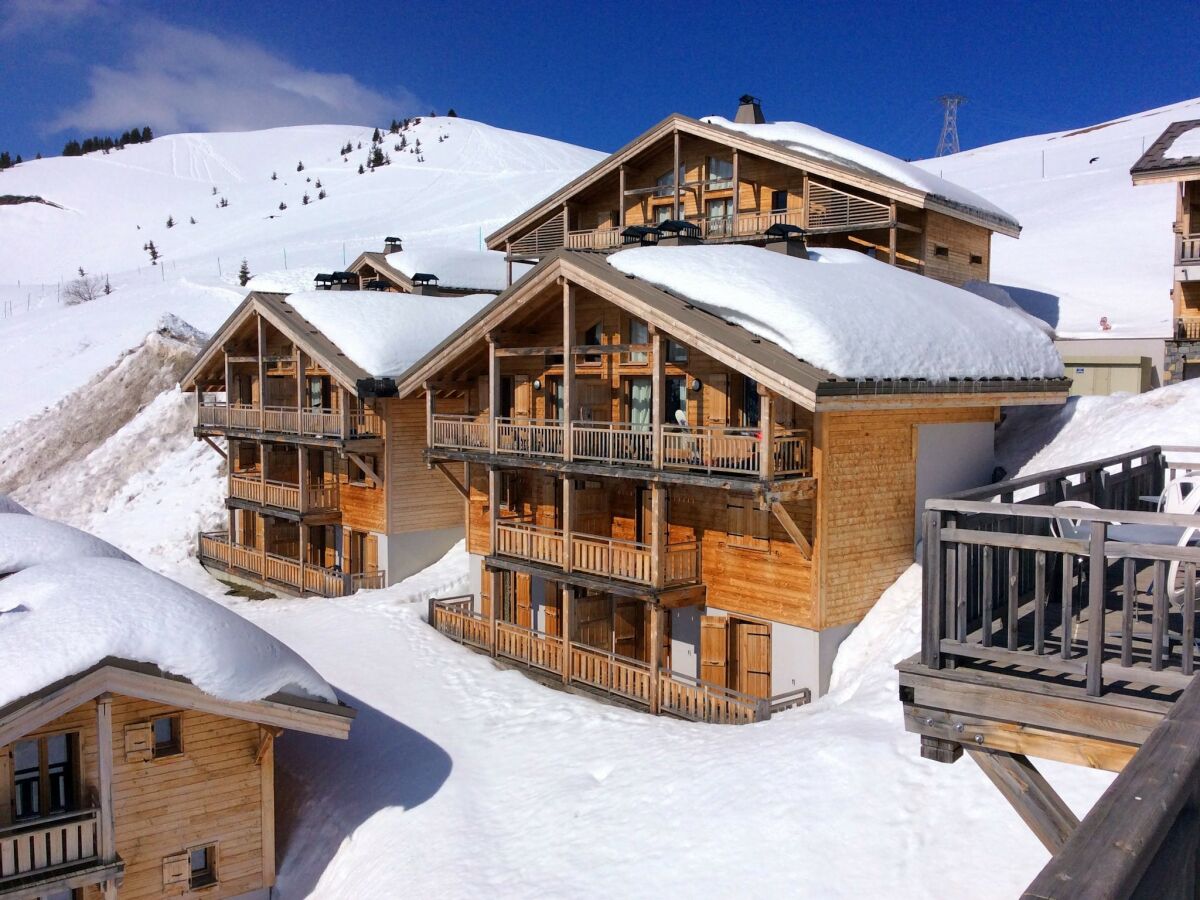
384,525,462,585
914,421,996,546
1055,337,1166,391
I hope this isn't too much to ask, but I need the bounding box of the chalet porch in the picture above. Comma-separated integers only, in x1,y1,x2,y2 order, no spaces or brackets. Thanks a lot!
428,594,809,725
900,445,1200,774
196,394,382,441
0,809,123,899
226,441,342,519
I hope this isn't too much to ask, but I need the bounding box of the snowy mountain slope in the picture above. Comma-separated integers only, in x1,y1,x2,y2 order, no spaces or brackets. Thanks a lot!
916,97,1200,339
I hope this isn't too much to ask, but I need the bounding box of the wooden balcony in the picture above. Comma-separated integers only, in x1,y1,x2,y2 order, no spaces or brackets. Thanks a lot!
900,445,1200,772
429,596,810,725
1177,233,1200,265
196,398,382,440
1176,317,1200,342
430,414,813,480
197,531,383,597
0,809,121,895
228,475,339,515
494,520,701,588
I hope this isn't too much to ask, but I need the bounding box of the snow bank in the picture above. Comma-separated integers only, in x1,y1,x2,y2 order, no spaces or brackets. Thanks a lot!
0,556,336,706
285,289,490,376
704,116,1018,229
0,495,28,515
998,379,1200,477
608,245,1063,380
0,513,131,576
247,267,324,295
385,246,511,291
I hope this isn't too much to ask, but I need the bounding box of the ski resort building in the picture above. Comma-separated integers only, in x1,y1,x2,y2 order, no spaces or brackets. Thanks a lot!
398,241,1068,724
1131,119,1200,383
487,96,1020,290
0,515,352,900
182,288,488,597
343,237,511,296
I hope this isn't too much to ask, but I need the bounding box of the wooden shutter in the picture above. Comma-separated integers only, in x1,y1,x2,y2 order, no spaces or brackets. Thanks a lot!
734,620,772,700
703,374,729,425
364,534,378,572
700,615,728,686
124,722,153,763
515,574,532,629
162,852,190,888
544,585,562,637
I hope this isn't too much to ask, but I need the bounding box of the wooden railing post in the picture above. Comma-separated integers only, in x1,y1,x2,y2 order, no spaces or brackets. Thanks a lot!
562,282,575,461
730,149,740,237
758,387,774,482
424,382,434,452
562,585,573,685
921,508,944,669
651,482,665,589
96,693,117,899
562,476,574,573
1086,521,1108,697
648,604,662,714
672,128,681,220
488,336,499,454
651,329,664,470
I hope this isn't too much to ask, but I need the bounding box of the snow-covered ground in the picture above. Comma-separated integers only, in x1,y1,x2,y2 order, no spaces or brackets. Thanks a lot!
916,97,1200,339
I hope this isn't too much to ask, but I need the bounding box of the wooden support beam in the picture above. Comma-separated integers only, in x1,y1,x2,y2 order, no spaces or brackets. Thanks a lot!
96,693,118,900
255,725,283,765
201,435,227,459
651,330,664,469
672,129,681,219
562,475,574,572
346,452,383,488
618,164,626,227
256,313,266,410
651,482,666,588
759,388,774,482
888,200,898,265
648,603,661,714
562,282,575,462
770,501,812,560
730,149,740,237
561,584,573,684
425,382,434,453
434,462,469,499
488,337,499,455
967,748,1079,854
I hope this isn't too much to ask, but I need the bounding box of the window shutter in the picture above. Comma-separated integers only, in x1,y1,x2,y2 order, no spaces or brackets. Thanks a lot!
700,616,728,687
364,534,378,572
726,502,745,537
162,852,189,887
124,722,153,762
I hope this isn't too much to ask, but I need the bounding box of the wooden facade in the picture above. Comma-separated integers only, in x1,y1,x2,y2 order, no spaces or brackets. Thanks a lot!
488,115,1011,288
0,663,350,900
404,249,1067,723
182,292,465,597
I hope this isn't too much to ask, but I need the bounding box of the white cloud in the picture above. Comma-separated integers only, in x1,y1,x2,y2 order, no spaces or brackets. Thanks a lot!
0,0,112,38
47,22,419,134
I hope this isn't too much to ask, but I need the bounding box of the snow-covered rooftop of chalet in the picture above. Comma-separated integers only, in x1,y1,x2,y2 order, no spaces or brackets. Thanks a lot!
0,495,29,515
0,512,131,575
385,246,523,291
284,289,492,377
606,245,1063,381
702,116,1020,231
1166,126,1200,161
0,554,337,708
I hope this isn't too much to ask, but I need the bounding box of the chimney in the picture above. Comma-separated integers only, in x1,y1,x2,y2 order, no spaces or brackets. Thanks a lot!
764,224,808,259
735,95,765,125
656,219,703,247
410,272,441,296
384,236,403,254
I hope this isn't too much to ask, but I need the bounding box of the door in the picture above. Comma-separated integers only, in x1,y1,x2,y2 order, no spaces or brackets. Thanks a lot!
625,377,652,429
513,375,532,420
730,619,771,700
614,599,642,660
700,615,728,687
544,583,562,637
515,573,532,628
703,374,729,426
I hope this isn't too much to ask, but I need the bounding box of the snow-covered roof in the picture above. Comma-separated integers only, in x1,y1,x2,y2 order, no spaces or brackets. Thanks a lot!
0,512,131,575
385,246,512,291
606,245,1063,381
284,289,492,377
0,555,337,708
702,116,1020,232
0,495,29,515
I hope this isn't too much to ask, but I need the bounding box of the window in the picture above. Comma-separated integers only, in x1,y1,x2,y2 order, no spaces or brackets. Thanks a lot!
970,253,983,265
653,204,673,224
347,454,378,487
625,377,652,428
707,156,733,189
770,189,789,213
667,340,687,364
654,165,683,198
580,322,603,365
727,498,769,552
152,715,182,758
742,377,761,427
189,844,218,889
13,733,78,820
627,319,648,364
665,376,688,426
934,245,949,258
705,198,732,237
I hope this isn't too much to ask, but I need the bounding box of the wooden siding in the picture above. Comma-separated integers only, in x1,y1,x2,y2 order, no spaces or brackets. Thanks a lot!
922,211,991,286
815,405,995,628
385,396,464,535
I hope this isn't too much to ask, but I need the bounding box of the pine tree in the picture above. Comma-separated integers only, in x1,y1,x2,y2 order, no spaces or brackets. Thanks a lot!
399,135,407,151
317,188,326,200
78,266,85,277
271,171,277,181
218,196,229,208
145,240,160,265
166,215,175,228
447,108,458,117
429,109,437,116
302,193,310,205
370,147,385,168
189,216,196,225
296,160,304,172
278,201,287,211
358,164,365,175
238,259,250,287
314,178,322,188
103,276,112,295
0,151,11,170
371,127,381,143
389,119,400,134
211,186,218,195
141,126,152,142
13,154,21,164
35,153,41,160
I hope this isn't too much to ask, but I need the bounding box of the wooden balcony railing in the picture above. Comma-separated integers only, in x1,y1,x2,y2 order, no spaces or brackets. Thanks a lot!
229,476,337,513
197,531,382,597
508,211,566,257
428,597,812,724
1177,233,1200,265
566,227,623,250
229,474,264,505
1177,317,1200,342
495,417,564,458
665,541,701,585
430,415,813,479
495,521,566,567
195,401,381,439
572,533,654,584
807,182,892,230
0,809,101,885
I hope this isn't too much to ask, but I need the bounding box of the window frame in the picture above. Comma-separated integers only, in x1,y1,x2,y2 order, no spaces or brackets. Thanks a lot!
933,244,950,258
706,155,733,190
578,321,604,366
188,842,219,890
151,714,183,759
346,453,379,488
12,732,81,821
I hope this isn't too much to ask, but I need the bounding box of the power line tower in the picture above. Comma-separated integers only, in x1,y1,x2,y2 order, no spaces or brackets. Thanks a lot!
935,94,967,157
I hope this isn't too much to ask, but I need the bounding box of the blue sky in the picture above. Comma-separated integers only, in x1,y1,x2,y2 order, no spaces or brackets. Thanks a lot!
0,0,1194,160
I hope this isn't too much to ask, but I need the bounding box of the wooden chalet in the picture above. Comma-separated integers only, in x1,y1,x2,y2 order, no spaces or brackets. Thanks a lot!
0,659,350,900
487,96,1020,288
181,290,477,598
344,237,506,297
393,245,1068,725
897,445,1200,893
1131,120,1200,382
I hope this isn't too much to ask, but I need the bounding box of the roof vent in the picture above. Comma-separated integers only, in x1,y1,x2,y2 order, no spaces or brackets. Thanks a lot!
621,225,661,247
384,236,403,254
656,219,703,247
764,223,808,259
735,94,765,124
330,271,358,291
411,272,440,295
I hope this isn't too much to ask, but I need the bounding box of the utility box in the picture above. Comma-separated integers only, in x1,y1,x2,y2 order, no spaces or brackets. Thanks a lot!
1062,355,1152,396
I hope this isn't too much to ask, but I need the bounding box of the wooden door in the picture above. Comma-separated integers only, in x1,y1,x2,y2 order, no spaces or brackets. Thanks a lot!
364,534,379,574
513,375,532,420
703,374,729,426
700,615,728,686
480,566,492,619
614,599,642,660
731,619,771,700
635,486,652,543
544,583,562,637
574,592,612,650
515,573,532,629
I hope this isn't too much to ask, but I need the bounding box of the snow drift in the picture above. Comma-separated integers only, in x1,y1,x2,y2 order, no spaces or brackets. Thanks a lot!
0,513,131,576
608,244,1063,380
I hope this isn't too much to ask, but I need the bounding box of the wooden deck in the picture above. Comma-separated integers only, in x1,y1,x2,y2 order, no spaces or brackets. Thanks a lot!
429,596,809,725
0,808,123,897
197,531,383,597
197,399,382,440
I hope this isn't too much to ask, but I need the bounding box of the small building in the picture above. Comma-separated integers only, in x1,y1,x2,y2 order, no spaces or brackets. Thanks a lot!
181,288,490,597
0,513,352,900
1131,119,1200,382
397,242,1068,723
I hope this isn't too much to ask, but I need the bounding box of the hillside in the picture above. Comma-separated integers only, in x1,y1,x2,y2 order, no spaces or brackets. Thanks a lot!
917,97,1200,339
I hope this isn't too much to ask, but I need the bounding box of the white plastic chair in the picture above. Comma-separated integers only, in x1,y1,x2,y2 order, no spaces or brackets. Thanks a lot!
1050,500,1102,541
1159,474,1200,513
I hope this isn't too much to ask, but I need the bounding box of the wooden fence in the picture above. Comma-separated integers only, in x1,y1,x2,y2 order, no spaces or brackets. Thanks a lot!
197,531,382,598
195,399,381,438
